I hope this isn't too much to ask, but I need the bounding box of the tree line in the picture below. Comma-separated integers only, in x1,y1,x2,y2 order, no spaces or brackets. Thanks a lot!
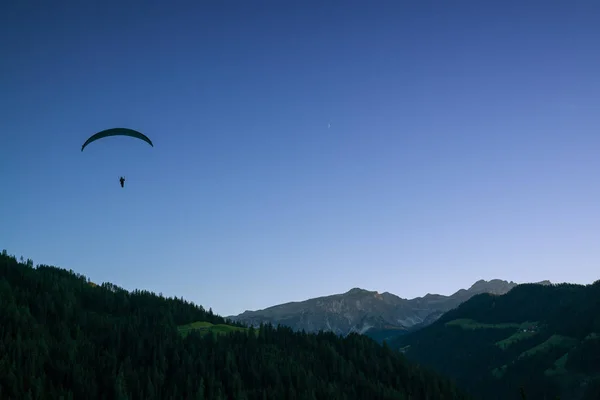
0,250,469,400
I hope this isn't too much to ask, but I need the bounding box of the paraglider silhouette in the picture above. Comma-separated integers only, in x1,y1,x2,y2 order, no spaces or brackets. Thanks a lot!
81,128,153,151
81,128,153,188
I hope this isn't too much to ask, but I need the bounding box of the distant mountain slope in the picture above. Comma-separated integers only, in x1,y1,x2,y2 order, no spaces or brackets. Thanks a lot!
0,249,471,399
229,279,538,341
389,281,600,400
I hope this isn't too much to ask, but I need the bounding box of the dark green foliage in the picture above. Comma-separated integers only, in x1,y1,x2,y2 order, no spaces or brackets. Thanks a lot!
565,336,600,374
391,281,600,400
0,251,468,399
364,327,409,344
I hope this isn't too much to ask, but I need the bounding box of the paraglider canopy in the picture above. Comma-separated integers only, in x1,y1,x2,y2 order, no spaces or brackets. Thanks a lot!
81,128,153,151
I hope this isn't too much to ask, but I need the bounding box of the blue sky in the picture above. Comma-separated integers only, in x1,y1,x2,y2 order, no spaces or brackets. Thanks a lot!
1,1,599,316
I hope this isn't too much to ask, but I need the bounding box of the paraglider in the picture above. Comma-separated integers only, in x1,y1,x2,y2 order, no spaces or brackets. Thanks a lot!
81,128,153,152
81,128,153,188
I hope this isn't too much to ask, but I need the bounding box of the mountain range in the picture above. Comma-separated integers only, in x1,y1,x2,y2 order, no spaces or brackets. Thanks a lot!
228,279,551,342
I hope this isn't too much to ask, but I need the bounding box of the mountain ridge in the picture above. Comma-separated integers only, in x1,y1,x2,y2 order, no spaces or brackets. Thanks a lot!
228,279,552,341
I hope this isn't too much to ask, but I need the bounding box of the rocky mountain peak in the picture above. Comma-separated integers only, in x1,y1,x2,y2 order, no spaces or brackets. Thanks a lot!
345,287,371,295
467,279,518,294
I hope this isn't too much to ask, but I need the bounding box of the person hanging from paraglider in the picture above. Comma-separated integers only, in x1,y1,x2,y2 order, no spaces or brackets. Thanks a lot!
80,128,154,189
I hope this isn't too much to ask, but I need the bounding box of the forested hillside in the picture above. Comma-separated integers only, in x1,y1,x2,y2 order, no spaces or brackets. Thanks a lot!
390,281,600,400
0,250,469,400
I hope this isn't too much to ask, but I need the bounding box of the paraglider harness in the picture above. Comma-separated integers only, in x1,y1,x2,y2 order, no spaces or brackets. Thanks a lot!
119,177,125,188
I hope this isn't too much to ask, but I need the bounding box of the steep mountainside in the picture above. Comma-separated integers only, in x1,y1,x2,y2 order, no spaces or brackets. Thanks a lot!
0,250,470,399
229,279,537,341
390,281,600,400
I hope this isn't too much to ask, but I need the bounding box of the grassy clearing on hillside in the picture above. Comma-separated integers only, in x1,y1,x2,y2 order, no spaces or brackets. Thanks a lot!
545,353,569,377
398,345,411,353
495,323,540,350
447,318,552,352
445,318,520,330
178,321,249,338
518,335,578,360
492,333,577,380
492,365,507,379
496,331,537,350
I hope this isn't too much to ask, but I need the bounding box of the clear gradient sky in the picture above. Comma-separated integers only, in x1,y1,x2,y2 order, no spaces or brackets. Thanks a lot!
1,1,599,316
